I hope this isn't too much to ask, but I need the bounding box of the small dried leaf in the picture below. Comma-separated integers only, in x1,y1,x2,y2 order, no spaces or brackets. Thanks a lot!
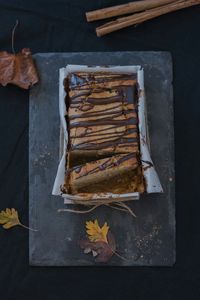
0,208,20,229
92,250,98,257
84,248,91,254
86,219,109,243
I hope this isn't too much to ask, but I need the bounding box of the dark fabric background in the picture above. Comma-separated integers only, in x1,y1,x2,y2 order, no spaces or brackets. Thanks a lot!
0,1,199,299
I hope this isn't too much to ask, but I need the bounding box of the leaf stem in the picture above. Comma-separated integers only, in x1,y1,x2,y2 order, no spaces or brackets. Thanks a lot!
109,245,129,262
19,223,38,232
12,20,19,54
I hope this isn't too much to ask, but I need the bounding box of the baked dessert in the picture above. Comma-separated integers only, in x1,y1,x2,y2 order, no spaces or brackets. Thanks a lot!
63,153,144,194
62,71,145,194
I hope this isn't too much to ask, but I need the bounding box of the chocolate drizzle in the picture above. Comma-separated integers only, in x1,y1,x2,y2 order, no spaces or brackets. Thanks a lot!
69,72,137,89
71,137,138,150
70,94,123,105
74,153,137,180
69,105,135,120
70,117,137,129
66,72,140,152
70,109,136,121
70,127,137,139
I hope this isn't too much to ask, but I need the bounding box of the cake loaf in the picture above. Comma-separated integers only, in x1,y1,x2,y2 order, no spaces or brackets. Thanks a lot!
62,71,145,194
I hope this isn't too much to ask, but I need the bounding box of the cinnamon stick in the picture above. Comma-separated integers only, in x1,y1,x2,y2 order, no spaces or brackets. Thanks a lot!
96,0,200,37
86,0,176,22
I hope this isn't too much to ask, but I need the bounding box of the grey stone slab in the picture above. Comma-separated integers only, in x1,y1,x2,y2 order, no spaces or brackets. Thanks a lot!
29,52,175,266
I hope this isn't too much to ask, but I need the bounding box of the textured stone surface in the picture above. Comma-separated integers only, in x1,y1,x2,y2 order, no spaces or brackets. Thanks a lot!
29,52,175,266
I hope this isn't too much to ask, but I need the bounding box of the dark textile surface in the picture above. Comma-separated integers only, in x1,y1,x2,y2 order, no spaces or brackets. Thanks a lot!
0,1,199,299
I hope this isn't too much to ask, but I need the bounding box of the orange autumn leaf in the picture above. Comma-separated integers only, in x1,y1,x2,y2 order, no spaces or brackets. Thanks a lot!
86,219,109,243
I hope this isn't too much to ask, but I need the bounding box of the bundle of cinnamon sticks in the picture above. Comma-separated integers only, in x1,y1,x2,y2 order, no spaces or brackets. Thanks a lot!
86,0,200,37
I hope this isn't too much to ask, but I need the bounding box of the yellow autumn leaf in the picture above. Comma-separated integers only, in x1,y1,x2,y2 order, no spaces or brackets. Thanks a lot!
0,208,20,229
0,208,37,231
86,219,109,243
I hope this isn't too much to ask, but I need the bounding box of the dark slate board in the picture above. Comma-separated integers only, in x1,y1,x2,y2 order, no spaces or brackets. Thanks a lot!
29,52,175,266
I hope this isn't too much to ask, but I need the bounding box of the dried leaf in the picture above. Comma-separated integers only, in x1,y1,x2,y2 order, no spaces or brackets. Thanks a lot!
0,208,20,229
80,220,116,263
86,219,109,243
0,208,38,231
0,48,39,89
84,248,91,254
80,231,116,263
92,250,98,257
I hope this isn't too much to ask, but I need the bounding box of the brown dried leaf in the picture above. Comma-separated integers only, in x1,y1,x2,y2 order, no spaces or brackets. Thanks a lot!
0,48,39,89
80,231,116,263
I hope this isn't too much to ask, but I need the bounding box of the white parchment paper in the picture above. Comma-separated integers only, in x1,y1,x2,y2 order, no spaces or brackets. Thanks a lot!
52,65,163,203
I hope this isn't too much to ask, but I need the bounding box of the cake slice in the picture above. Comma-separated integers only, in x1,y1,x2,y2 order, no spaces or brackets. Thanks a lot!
67,72,137,91
63,153,145,194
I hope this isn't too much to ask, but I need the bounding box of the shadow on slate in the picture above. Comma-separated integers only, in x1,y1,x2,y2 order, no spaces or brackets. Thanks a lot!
29,51,175,266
